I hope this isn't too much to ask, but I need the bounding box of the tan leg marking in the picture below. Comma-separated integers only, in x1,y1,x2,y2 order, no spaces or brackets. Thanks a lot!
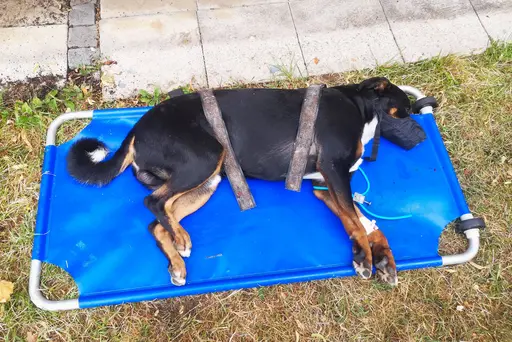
120,136,136,172
354,206,398,286
162,150,226,257
150,222,186,286
314,188,373,279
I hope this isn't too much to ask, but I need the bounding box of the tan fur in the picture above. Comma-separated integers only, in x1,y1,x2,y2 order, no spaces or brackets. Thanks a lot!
120,136,136,173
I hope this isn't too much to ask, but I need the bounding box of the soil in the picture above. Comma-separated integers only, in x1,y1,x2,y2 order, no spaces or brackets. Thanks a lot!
0,69,103,107
0,76,63,105
0,0,69,28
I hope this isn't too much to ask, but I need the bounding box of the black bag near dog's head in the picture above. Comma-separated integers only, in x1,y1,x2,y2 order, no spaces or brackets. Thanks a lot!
356,78,428,160
380,114,426,150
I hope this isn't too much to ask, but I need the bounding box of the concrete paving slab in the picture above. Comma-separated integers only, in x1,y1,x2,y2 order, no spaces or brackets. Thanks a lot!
381,0,490,62
290,0,402,75
198,0,285,10
0,25,67,83
199,3,305,86
101,0,196,19
471,0,512,41
100,13,205,99
0,0,68,28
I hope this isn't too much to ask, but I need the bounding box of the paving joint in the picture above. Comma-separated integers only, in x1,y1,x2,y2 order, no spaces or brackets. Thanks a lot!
196,0,210,88
377,0,405,64
287,1,309,77
468,0,492,40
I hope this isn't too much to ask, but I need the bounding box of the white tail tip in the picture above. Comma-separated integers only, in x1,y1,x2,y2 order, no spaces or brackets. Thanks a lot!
88,148,108,163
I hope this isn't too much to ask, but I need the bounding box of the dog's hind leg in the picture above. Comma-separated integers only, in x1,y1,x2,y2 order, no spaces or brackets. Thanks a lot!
164,173,223,258
171,174,222,222
148,220,187,286
144,151,226,258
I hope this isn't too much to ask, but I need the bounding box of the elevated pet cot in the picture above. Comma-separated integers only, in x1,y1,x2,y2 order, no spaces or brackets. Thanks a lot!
29,86,485,311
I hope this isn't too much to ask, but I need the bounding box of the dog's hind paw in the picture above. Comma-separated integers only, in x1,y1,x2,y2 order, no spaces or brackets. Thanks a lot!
173,227,192,258
169,266,186,286
178,246,191,258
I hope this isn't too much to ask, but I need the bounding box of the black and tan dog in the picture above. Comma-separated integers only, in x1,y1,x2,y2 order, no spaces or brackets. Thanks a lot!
67,77,412,287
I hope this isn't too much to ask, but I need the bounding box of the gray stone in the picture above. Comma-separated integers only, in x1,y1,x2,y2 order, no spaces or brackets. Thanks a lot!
69,3,96,27
0,25,67,82
380,0,490,62
199,3,305,86
101,0,196,19
198,0,284,10
68,47,100,69
71,0,96,5
100,13,206,99
68,26,97,48
290,0,402,75
472,0,512,41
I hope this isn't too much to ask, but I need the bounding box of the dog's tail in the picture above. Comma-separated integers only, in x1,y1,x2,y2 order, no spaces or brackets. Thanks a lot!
66,133,134,186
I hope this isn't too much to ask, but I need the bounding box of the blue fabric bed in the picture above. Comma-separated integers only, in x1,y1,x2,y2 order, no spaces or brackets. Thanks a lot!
30,96,477,310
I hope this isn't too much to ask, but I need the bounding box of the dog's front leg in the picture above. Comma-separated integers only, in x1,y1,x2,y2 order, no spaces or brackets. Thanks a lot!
313,176,398,285
353,206,398,286
315,159,373,280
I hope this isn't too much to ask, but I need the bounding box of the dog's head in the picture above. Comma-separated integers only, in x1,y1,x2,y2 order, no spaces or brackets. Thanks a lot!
357,77,411,119
358,77,427,150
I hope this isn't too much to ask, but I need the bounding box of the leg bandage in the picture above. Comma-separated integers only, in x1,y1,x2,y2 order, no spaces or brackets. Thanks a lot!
359,215,378,235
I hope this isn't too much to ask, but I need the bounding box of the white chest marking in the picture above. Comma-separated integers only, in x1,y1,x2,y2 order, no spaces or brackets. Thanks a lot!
304,116,379,179
350,116,379,172
361,116,379,146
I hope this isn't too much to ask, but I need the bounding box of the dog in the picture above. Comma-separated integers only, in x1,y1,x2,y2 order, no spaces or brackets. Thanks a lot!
67,77,412,287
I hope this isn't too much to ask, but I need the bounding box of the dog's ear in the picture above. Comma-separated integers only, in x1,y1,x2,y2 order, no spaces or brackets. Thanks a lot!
357,77,390,94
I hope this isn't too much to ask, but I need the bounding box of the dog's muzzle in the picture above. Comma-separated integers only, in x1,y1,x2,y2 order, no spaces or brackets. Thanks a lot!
380,114,426,150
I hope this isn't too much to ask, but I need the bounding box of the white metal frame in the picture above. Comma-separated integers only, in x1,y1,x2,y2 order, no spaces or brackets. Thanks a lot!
30,110,93,311
29,87,480,311
398,86,481,266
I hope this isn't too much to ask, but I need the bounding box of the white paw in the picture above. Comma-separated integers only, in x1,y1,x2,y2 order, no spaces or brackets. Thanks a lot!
178,247,191,258
170,270,186,286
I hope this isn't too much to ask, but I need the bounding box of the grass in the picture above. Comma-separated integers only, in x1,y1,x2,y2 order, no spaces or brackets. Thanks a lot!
1,42,511,341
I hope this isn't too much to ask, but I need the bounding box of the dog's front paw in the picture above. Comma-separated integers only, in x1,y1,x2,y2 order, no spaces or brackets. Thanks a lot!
375,256,398,286
352,242,373,279
368,229,398,286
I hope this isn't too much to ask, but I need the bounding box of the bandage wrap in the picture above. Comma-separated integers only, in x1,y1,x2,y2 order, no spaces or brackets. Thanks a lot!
359,216,378,235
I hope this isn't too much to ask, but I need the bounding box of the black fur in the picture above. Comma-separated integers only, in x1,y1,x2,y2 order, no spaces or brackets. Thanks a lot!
66,135,133,186
67,77,411,190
